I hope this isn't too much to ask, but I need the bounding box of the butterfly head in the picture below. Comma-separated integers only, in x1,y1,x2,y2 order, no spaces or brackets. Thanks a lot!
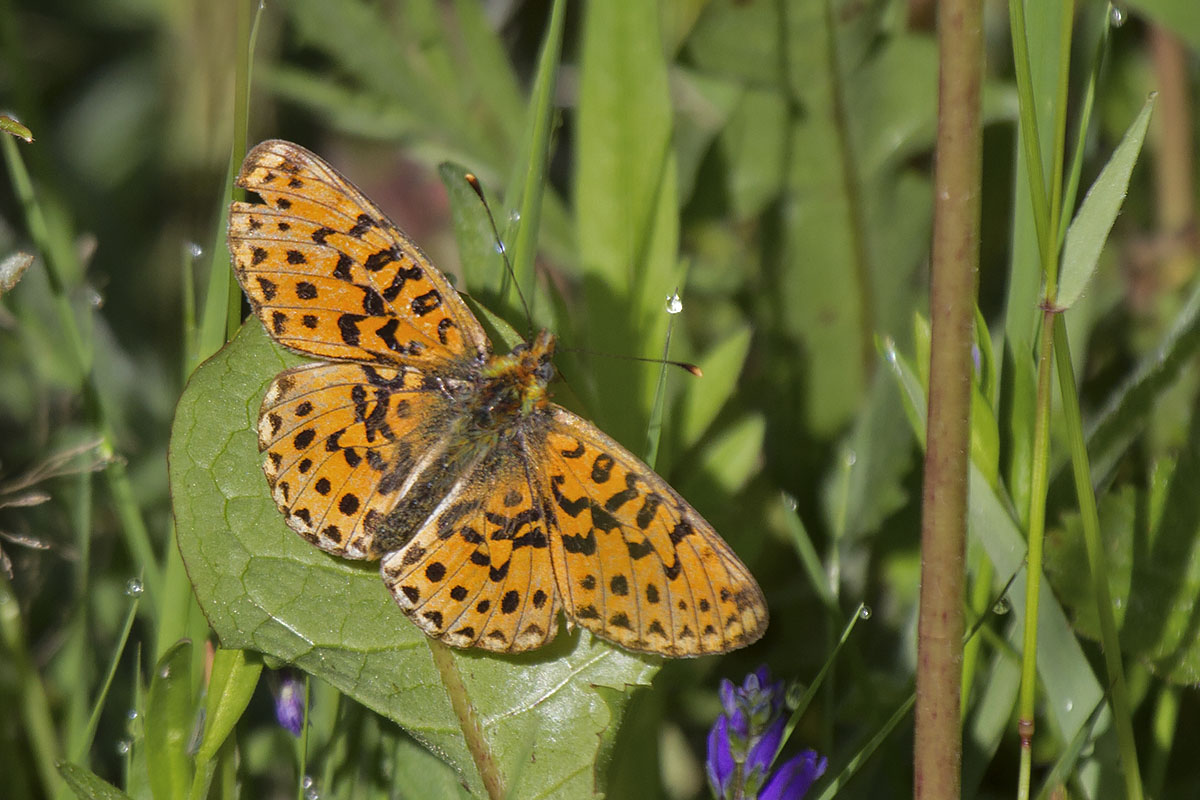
474,330,557,430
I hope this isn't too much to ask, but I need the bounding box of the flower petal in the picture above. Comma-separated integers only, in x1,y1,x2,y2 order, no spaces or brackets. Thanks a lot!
746,717,785,777
706,715,735,798
759,750,828,800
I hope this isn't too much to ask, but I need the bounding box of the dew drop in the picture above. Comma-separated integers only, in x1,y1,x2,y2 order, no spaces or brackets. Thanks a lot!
882,337,898,365
859,605,872,620
1064,698,1074,713
781,492,799,513
1109,5,1125,27
125,578,144,597
88,288,104,309
665,291,683,315
126,709,139,722
508,210,521,223
116,739,132,755
494,241,506,255
992,596,1011,615
844,450,857,467
159,665,171,679
188,242,203,258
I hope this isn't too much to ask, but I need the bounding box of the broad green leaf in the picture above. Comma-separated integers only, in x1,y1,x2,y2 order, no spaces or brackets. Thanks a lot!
1057,95,1155,310
170,322,657,799
144,640,194,800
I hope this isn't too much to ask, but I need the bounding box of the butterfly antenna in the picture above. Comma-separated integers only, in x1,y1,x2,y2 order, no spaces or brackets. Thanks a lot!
558,348,703,378
464,173,535,336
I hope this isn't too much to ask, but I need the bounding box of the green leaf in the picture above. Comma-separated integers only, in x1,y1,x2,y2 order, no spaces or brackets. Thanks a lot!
504,0,566,316
1057,94,1155,310
194,648,262,764
56,762,134,800
574,0,681,447
675,325,752,451
693,413,766,495
169,322,658,799
144,640,194,800
439,161,509,308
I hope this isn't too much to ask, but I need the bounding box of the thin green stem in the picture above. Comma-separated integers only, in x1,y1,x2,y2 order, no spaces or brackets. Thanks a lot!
1017,309,1056,800
76,597,141,761
1051,314,1144,799
1007,0,1053,269
1042,0,1075,301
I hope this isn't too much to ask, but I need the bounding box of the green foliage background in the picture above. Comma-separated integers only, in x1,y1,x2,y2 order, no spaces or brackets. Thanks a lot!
2,0,1200,798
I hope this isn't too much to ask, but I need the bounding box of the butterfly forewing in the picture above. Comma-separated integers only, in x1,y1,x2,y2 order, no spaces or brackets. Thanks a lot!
539,411,768,656
229,140,489,370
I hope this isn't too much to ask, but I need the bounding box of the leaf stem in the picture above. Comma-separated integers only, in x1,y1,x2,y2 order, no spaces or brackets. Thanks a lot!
428,640,506,799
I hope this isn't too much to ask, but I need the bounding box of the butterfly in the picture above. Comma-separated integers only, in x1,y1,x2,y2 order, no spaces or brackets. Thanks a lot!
227,140,767,656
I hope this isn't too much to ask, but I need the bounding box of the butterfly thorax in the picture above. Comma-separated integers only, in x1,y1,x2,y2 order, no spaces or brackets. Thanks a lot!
471,330,556,431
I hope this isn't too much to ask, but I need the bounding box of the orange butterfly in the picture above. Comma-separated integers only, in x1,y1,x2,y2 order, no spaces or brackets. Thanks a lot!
227,140,767,655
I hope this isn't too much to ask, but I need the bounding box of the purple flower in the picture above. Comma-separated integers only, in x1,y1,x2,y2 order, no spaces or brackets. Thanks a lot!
706,666,824,800
274,672,305,736
760,751,827,800
707,714,735,797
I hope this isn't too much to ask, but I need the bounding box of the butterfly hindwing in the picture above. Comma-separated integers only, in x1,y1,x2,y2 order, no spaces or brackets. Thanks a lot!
258,360,461,560
229,139,489,370
538,409,768,656
379,439,561,653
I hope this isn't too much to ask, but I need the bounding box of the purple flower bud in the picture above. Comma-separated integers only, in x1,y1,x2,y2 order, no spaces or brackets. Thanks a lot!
706,714,734,799
274,674,305,737
760,750,827,800
719,678,737,717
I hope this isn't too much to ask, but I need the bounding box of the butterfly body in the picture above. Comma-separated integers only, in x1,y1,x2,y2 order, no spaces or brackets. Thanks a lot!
229,140,767,656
